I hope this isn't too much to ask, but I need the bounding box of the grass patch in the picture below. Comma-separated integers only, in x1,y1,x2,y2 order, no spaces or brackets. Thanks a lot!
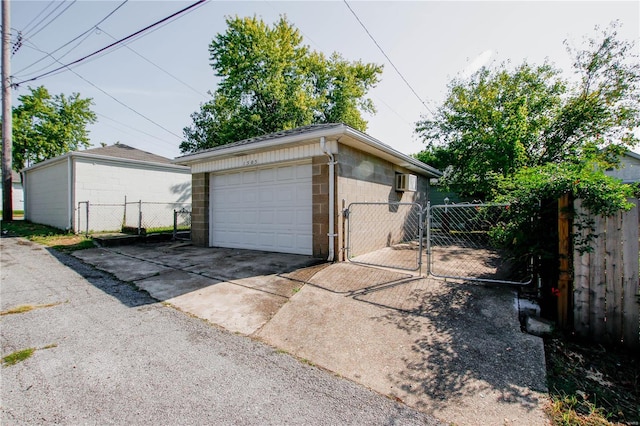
1,344,58,367
1,220,94,252
2,348,35,366
545,337,639,425
0,302,62,316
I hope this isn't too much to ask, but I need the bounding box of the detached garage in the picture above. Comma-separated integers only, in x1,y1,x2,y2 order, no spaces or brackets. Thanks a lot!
176,123,441,260
23,144,191,232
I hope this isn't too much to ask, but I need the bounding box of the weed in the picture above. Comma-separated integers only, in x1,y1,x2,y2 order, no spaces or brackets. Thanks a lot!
1,344,57,368
300,358,315,367
0,302,62,316
2,348,35,366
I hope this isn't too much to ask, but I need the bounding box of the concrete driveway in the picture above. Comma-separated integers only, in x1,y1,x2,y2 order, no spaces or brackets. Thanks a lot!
73,242,549,425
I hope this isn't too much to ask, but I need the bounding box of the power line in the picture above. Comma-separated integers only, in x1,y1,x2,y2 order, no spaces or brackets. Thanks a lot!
19,2,55,36
12,0,207,88
26,0,77,40
14,0,128,77
343,0,434,116
20,40,183,143
96,112,179,146
98,27,205,99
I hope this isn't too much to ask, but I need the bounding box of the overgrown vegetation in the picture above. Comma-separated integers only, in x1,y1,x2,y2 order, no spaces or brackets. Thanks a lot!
545,337,639,425
1,220,94,252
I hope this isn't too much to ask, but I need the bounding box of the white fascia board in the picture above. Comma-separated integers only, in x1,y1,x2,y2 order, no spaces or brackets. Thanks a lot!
175,124,442,178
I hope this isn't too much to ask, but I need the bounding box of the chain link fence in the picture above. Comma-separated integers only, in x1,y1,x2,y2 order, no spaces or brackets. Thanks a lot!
427,203,531,284
77,201,191,237
346,202,423,271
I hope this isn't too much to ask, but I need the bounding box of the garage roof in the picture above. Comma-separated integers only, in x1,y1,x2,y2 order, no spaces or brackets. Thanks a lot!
176,123,442,177
22,143,188,173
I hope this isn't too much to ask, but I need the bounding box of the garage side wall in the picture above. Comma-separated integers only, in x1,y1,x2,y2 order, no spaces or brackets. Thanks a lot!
312,156,330,258
191,172,209,247
75,159,191,204
24,161,70,230
336,144,429,261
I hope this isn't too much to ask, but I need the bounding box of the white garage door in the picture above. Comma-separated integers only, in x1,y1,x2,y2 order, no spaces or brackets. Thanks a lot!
210,162,312,255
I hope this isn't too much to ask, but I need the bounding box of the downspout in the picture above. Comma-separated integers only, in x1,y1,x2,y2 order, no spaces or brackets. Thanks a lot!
320,137,336,261
67,155,73,231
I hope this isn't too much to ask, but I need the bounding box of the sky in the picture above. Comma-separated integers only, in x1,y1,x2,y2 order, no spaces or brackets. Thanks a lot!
8,0,640,161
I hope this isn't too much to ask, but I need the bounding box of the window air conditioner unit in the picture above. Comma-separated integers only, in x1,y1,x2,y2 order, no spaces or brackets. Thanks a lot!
395,173,417,192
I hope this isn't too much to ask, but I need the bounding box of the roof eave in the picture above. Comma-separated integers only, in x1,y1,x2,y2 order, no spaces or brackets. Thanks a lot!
174,124,442,178
23,151,190,173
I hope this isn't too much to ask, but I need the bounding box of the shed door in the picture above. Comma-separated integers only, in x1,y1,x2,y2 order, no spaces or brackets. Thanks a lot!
210,162,312,255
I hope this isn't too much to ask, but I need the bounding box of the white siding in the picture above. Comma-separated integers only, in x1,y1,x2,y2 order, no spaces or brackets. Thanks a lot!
25,160,70,230
74,159,191,232
192,141,335,174
606,154,640,183
0,182,24,212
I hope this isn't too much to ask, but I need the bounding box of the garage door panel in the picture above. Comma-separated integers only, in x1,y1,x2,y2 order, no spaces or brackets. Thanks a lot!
243,170,257,183
259,168,275,182
211,162,312,255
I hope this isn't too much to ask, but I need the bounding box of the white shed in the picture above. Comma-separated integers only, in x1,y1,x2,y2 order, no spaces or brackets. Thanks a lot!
23,144,191,232
0,170,24,213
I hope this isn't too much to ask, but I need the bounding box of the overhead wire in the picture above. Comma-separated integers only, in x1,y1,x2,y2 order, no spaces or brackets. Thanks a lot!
19,2,56,36
20,40,183,146
96,112,178,146
98,27,205,99
343,0,434,116
14,0,129,77
25,0,77,40
12,0,207,88
262,0,415,127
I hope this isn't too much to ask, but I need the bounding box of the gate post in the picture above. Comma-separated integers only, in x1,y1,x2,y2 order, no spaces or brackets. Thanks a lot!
424,202,431,276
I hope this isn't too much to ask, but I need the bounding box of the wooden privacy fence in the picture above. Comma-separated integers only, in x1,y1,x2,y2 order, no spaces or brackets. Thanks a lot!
572,197,639,348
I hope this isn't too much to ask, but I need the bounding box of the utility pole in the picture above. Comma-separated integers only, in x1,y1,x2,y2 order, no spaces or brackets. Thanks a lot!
1,0,12,221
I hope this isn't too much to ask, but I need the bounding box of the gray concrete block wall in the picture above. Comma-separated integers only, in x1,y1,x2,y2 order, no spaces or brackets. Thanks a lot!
191,173,209,247
335,144,429,261
312,156,330,258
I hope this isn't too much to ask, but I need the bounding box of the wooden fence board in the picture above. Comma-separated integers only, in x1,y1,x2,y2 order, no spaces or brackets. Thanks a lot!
605,210,623,343
590,213,607,339
621,198,639,347
573,199,591,337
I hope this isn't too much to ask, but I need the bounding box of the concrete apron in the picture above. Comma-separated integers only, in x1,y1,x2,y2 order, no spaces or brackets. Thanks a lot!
73,243,548,426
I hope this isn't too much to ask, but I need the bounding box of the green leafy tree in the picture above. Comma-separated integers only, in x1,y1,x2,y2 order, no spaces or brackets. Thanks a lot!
11,86,97,171
181,16,382,153
415,22,639,199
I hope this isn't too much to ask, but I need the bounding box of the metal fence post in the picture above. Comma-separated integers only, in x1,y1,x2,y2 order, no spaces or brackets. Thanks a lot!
138,200,142,235
85,201,89,237
173,209,177,240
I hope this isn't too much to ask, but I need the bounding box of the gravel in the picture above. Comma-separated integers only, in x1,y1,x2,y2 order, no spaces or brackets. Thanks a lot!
1,237,443,425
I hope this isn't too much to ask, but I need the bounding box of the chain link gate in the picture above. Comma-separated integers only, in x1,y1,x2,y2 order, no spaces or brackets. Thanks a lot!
344,202,532,284
426,203,532,285
345,202,424,272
